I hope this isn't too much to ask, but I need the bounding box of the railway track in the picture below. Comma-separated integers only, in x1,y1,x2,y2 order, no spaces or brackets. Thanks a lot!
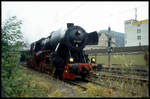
63,78,137,96
99,66,148,77
64,80,87,91
21,62,148,82
20,62,148,97
21,62,148,83
20,62,97,91
92,72,149,83
63,79,110,92
94,65,149,82
87,73,149,96
64,77,139,96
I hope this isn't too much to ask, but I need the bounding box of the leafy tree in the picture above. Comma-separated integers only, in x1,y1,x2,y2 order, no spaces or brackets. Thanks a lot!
2,16,23,77
1,16,24,97
1,16,49,97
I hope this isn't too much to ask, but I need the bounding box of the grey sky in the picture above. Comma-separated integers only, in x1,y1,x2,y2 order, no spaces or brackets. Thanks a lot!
2,1,148,44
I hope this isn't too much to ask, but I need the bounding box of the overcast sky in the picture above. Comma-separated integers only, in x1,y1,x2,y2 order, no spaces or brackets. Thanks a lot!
2,1,148,44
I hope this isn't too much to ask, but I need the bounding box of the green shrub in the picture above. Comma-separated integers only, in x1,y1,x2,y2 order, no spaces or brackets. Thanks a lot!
1,16,47,97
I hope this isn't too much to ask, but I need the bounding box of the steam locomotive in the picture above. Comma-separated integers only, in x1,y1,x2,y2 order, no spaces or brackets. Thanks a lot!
27,23,99,80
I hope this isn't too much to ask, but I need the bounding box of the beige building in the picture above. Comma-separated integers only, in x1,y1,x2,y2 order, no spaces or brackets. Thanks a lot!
98,32,116,48
84,31,116,50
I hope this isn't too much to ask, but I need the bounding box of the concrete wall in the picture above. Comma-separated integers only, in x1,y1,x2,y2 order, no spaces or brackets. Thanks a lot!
85,45,148,54
88,52,148,66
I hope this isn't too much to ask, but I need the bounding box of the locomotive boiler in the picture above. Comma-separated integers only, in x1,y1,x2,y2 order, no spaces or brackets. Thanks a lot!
27,23,99,80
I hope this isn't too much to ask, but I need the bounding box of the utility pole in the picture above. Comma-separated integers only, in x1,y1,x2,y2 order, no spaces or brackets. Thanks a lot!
107,26,112,67
135,8,137,20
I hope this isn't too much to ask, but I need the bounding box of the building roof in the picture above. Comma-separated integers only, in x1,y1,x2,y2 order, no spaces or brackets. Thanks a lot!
98,30,116,39
98,30,125,47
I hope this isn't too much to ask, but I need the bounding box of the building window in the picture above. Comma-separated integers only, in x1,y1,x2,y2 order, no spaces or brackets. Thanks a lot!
139,42,141,46
137,29,141,33
137,36,141,40
125,21,131,24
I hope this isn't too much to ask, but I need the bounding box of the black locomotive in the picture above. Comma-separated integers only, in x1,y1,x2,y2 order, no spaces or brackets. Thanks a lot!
27,23,99,80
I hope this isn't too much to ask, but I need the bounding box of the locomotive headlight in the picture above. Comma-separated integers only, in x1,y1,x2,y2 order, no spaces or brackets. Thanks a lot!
69,57,74,63
92,58,95,62
76,30,81,35
91,58,96,63
78,30,81,34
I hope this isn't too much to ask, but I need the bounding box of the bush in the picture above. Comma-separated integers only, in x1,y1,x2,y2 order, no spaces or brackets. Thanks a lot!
1,16,37,97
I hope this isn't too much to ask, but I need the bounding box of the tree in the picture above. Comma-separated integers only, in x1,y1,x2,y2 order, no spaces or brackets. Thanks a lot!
2,16,23,76
1,16,24,97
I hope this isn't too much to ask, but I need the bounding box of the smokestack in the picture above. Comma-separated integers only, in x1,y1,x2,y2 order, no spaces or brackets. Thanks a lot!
67,23,74,28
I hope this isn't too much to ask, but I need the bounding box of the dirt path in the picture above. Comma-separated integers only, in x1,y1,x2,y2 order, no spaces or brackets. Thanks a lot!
20,65,77,97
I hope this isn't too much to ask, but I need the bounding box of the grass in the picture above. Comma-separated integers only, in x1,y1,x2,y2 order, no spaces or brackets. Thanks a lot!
88,52,149,97
97,75,149,97
73,78,148,97
17,64,148,98
17,66,65,97
73,82,115,97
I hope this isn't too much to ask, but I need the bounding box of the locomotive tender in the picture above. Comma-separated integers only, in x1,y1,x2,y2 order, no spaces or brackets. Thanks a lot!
27,23,99,80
